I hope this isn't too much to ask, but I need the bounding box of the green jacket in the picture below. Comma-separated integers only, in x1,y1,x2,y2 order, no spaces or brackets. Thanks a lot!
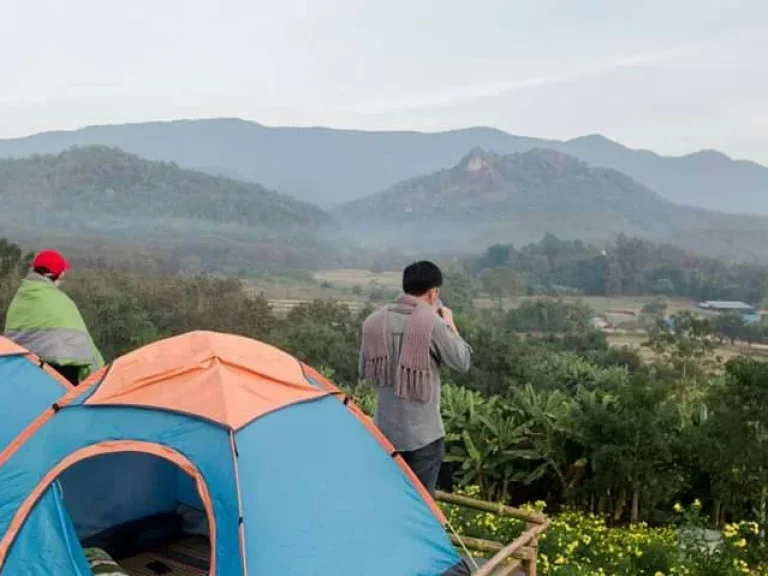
4,273,104,381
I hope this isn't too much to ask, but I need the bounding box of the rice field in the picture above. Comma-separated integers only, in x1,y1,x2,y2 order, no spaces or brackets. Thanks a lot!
312,269,401,290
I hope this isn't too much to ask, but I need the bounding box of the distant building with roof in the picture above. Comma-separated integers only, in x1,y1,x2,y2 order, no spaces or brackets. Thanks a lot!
699,301,762,324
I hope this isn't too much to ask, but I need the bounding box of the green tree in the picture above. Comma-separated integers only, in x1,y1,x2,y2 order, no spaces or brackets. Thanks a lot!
0,239,31,328
642,297,668,316
507,299,592,333
440,265,475,313
645,311,717,382
511,384,577,500
651,278,676,295
574,374,684,523
272,300,361,385
704,359,768,527
715,312,747,345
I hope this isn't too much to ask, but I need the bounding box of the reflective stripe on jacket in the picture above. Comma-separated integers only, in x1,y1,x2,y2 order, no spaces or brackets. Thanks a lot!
4,273,104,379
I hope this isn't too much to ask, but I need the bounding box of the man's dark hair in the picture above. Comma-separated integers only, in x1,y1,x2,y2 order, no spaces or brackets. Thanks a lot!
402,261,443,296
33,266,58,281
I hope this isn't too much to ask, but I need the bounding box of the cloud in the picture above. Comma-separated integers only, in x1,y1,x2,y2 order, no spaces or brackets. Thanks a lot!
348,46,697,115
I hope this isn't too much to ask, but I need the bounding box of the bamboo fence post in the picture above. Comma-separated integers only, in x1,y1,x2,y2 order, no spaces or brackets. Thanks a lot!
495,559,523,576
448,534,503,555
523,521,539,576
436,491,549,576
474,522,550,576
436,490,547,524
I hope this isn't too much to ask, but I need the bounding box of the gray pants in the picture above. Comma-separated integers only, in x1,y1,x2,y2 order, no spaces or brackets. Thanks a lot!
401,438,445,496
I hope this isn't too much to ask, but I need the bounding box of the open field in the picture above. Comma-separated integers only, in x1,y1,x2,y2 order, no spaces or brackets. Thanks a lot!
244,269,399,301
271,270,700,318
313,269,401,290
475,295,695,313
606,331,768,361
252,270,697,317
243,273,355,301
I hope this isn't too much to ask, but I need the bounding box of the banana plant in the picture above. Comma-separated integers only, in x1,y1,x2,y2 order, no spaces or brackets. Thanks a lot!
510,383,577,496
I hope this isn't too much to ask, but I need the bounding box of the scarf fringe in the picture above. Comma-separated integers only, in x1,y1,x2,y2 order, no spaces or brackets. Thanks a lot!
395,366,432,403
363,356,390,387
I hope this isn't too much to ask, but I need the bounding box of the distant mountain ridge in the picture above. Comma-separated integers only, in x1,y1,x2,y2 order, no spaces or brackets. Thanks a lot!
0,146,328,227
336,148,768,259
0,146,339,271
1,118,767,213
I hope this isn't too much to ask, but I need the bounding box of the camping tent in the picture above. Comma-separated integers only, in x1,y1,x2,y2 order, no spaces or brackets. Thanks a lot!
0,336,73,451
0,331,470,575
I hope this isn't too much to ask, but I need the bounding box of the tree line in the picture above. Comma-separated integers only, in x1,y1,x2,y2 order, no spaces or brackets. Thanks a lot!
469,233,768,304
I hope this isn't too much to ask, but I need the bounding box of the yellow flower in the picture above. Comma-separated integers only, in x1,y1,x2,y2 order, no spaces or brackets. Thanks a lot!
655,572,665,576
673,502,683,513
734,538,747,548
692,499,701,508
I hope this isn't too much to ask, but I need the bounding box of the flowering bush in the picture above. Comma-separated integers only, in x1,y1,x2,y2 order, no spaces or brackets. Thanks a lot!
441,485,528,543
441,488,768,575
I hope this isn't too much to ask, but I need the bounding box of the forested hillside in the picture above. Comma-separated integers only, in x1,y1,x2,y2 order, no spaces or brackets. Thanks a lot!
338,148,768,259
0,147,349,271
0,146,328,227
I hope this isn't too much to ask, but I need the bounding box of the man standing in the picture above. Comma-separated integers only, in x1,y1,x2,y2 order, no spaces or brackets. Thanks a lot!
360,261,471,496
4,249,104,385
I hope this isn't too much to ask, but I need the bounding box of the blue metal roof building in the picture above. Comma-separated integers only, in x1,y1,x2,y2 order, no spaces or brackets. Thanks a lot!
699,301,762,324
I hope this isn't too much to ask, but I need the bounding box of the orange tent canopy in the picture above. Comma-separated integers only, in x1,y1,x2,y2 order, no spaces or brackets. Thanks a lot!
0,337,30,357
85,331,329,429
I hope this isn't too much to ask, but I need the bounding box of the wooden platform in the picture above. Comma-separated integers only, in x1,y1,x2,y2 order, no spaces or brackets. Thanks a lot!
120,536,210,576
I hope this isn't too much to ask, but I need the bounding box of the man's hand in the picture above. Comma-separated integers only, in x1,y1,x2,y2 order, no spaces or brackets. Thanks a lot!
438,306,459,334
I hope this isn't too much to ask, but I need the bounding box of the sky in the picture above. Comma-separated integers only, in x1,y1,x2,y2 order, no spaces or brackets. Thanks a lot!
1,0,767,163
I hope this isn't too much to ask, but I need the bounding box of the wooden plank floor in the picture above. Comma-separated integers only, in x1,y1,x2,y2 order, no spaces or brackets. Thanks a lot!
120,536,209,576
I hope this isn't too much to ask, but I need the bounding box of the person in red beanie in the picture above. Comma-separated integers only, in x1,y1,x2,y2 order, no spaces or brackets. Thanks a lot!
4,249,104,385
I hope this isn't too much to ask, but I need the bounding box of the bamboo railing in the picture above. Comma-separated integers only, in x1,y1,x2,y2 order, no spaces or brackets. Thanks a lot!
436,491,550,576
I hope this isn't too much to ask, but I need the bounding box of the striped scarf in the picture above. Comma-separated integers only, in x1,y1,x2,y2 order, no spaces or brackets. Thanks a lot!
361,294,437,402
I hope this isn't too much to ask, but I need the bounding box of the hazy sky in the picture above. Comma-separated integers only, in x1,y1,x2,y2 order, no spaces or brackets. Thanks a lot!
2,0,767,163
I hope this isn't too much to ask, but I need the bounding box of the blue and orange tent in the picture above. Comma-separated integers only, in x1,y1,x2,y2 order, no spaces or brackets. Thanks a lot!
0,337,75,452
0,331,470,575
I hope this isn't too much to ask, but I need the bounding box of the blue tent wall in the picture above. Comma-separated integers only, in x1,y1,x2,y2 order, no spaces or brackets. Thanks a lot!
236,396,463,575
59,453,184,539
0,406,242,576
0,355,65,450
4,482,91,576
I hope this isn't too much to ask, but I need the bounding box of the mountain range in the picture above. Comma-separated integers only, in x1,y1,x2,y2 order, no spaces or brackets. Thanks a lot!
1,118,767,214
337,148,768,258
